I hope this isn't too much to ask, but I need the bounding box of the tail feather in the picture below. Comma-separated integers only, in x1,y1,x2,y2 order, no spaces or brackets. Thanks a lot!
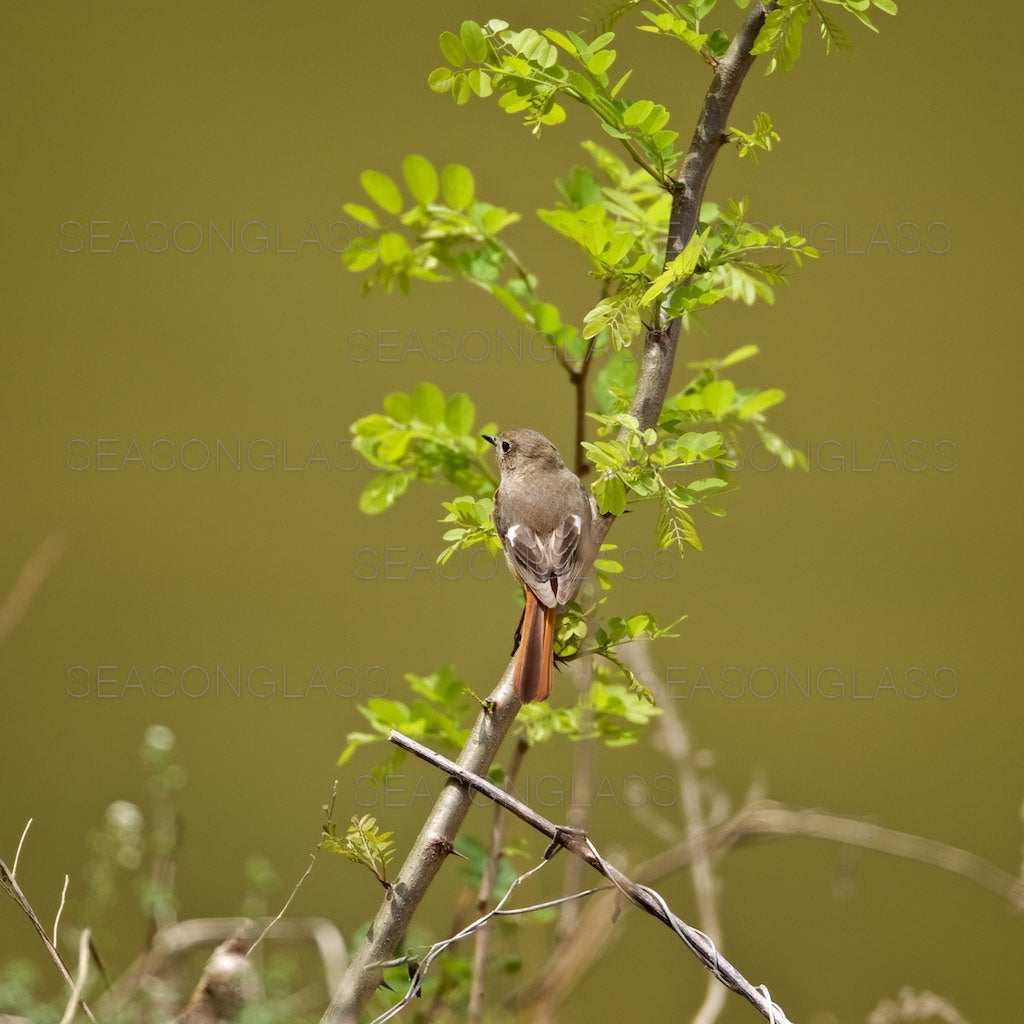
514,590,555,703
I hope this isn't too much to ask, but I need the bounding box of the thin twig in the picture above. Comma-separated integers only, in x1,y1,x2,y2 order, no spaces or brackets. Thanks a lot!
53,874,70,947
513,791,1024,1014
368,858,608,1024
628,642,727,1024
59,928,92,1024
706,803,1024,909
467,736,528,1024
368,858,556,1024
390,730,793,1024
570,331,599,477
249,780,339,957
555,658,596,944
0,532,66,646
0,856,97,1023
12,818,32,878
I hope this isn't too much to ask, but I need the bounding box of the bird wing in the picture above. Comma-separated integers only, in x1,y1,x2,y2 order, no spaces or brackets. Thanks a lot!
501,514,584,609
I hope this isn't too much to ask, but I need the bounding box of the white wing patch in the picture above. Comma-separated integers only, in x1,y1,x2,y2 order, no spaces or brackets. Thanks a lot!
503,514,585,609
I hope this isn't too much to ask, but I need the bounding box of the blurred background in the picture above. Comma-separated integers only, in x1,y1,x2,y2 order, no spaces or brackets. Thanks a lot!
2,2,1021,1021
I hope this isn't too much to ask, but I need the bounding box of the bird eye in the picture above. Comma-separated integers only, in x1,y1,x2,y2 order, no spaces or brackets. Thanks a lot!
501,441,511,454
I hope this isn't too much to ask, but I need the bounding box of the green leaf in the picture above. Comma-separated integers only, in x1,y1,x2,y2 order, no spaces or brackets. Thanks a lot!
411,382,446,425
439,30,466,66
360,170,403,215
623,99,654,127
460,20,489,62
718,344,760,367
453,74,472,105
642,232,705,304
343,246,377,272
441,163,475,210
541,102,566,126
428,67,457,93
593,475,627,516
701,380,736,418
583,290,642,349
382,391,412,422
587,49,617,76
444,393,475,435
737,388,785,418
467,68,492,97
543,27,578,55
342,202,379,228
402,154,439,205
359,473,410,515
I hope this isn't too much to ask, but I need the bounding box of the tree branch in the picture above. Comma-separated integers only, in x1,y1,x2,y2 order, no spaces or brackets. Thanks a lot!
513,797,1024,1015
321,669,520,1023
467,734,528,1024
321,7,774,1022
0,531,65,646
389,730,793,1024
0,852,97,1023
607,0,771,535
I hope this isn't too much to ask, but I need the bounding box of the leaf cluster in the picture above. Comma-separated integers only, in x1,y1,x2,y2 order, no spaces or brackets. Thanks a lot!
750,0,898,74
320,814,396,889
516,674,664,744
351,384,495,515
337,665,479,775
430,19,680,181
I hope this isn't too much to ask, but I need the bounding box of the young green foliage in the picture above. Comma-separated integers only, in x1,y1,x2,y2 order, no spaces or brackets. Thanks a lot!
750,0,898,74
321,814,396,889
516,673,664,743
429,18,681,181
337,0,894,860
351,384,496,515
336,665,478,776
728,112,781,164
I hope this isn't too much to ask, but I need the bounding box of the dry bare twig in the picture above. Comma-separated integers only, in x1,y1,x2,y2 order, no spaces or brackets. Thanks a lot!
59,928,92,1024
467,735,528,1024
0,531,66,646
248,780,341,959
512,796,1024,1014
389,730,793,1024
634,643,728,1024
369,857,607,1024
0,840,97,1023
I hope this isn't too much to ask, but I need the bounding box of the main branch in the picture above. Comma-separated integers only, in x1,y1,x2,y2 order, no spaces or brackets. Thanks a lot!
322,6,771,1021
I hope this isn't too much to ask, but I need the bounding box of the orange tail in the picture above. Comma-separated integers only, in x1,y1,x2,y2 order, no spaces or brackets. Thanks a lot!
514,590,555,703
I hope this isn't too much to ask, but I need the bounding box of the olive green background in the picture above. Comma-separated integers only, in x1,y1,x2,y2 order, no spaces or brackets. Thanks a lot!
2,2,1021,1021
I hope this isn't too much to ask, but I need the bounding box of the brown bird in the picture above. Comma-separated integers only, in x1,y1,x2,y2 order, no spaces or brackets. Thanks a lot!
484,429,597,702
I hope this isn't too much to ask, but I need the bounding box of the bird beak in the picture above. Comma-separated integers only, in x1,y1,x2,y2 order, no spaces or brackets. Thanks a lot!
482,434,496,446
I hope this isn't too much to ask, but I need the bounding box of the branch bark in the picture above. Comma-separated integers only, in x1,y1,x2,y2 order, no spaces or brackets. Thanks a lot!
321,669,520,1023
321,7,772,1022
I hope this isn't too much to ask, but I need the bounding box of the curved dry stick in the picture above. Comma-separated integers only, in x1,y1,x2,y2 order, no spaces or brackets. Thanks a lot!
59,928,92,1024
467,735,528,1024
0,854,97,1023
708,803,1024,908
0,531,66,646
513,799,1024,1014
